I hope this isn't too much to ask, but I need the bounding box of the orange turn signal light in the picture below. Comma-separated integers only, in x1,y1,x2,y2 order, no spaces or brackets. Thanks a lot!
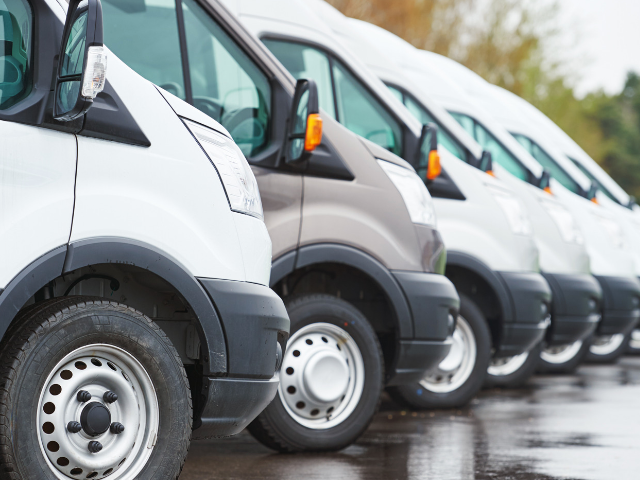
591,197,599,205
427,150,442,180
486,170,496,177
544,186,553,195
304,113,323,151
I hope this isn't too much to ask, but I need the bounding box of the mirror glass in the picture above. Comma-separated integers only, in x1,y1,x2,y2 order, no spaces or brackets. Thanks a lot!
289,88,309,161
56,9,88,116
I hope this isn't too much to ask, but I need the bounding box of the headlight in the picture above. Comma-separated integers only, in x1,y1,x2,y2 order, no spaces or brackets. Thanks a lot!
377,159,436,227
594,213,626,249
486,184,532,236
539,198,584,245
184,119,263,219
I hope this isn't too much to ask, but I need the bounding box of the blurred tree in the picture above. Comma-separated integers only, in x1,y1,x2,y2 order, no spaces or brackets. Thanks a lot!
326,0,640,198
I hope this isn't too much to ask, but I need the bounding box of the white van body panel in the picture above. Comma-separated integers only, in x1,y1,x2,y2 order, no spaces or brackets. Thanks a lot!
0,123,76,288
343,19,590,275
70,54,272,285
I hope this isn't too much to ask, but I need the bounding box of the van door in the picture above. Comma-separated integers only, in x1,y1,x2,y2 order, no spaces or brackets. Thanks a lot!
101,0,303,261
0,0,76,288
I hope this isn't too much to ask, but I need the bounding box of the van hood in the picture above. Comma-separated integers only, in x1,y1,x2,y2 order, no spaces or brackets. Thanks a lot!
359,137,414,170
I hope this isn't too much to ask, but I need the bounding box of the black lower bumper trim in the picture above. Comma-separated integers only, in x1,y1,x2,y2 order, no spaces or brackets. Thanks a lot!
594,275,640,335
386,339,452,386
495,271,552,356
543,272,602,345
194,376,279,439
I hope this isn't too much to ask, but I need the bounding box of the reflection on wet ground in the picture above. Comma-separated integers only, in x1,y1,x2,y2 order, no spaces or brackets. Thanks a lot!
180,357,640,480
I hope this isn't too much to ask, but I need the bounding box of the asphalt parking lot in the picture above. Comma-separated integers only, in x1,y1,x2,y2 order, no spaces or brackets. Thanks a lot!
180,356,640,480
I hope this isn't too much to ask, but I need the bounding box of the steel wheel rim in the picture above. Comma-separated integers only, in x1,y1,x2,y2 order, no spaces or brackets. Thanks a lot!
488,351,530,377
36,344,159,480
589,333,625,356
420,316,476,393
279,323,365,430
629,329,640,350
540,341,583,364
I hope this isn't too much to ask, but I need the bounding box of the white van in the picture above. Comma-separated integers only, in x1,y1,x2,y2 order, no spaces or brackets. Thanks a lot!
417,50,640,364
229,0,557,405
485,84,640,358
0,1,289,478
345,18,605,376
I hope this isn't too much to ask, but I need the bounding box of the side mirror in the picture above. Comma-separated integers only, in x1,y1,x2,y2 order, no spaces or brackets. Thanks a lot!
284,78,323,164
628,196,636,209
54,0,107,121
479,150,494,175
539,169,552,194
587,181,599,204
419,123,441,181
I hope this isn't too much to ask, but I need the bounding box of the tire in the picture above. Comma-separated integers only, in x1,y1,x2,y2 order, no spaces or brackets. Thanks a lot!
584,332,631,363
247,294,383,453
484,342,542,388
387,294,491,409
626,328,640,355
536,340,589,374
0,297,192,480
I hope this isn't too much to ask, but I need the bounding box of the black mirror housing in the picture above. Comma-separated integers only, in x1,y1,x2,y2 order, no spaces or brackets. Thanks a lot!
538,169,552,191
54,0,106,121
283,78,320,164
479,150,493,173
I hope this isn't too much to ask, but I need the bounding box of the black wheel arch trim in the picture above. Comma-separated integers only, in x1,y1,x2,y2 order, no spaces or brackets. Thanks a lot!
0,238,228,376
446,251,512,323
271,243,414,338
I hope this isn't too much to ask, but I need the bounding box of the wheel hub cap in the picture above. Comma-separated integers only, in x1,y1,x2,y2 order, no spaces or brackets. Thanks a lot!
80,402,111,437
488,351,530,377
589,333,625,356
279,323,365,430
541,341,583,364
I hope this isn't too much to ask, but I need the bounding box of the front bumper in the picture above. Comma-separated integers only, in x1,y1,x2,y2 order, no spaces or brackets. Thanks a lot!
195,279,290,437
388,271,459,385
542,272,602,346
496,271,552,357
594,275,640,336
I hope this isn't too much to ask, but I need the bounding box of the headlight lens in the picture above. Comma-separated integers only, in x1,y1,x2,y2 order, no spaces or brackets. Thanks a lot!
185,119,263,219
594,214,626,249
539,198,584,245
486,184,532,235
377,159,436,227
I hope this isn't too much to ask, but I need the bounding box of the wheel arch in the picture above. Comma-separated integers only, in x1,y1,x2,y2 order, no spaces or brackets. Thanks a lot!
0,237,228,376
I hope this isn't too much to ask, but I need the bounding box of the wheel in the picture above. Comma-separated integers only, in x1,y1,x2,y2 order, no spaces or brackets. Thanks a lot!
247,294,383,452
626,329,640,355
537,340,589,374
0,297,192,480
584,332,630,363
484,342,542,388
387,294,491,409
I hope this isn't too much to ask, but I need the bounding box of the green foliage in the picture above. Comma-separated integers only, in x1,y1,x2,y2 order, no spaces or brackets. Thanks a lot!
326,0,640,197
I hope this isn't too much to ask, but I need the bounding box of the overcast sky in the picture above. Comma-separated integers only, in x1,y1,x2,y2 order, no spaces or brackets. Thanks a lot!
559,0,640,97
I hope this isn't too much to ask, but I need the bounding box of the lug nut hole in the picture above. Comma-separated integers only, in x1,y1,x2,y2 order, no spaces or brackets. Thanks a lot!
107,362,117,371
43,402,55,414
322,337,328,343
60,370,73,380
296,401,305,409
310,409,319,416
327,406,334,414
286,367,294,375
49,384,62,396
70,467,83,475
56,457,69,467
91,358,102,367
75,361,87,370
287,386,296,394
293,350,300,357
42,422,55,434
87,472,98,478
47,441,60,452
306,339,313,345
104,468,113,475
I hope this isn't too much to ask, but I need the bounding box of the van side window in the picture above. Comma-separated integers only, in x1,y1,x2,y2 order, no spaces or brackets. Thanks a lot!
264,39,402,156
450,112,529,181
0,0,32,110
182,0,271,157
102,0,186,100
513,134,581,194
388,85,466,161
262,39,335,119
102,0,271,157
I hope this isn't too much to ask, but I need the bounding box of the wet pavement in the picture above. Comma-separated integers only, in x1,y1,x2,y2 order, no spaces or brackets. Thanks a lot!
180,356,640,480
